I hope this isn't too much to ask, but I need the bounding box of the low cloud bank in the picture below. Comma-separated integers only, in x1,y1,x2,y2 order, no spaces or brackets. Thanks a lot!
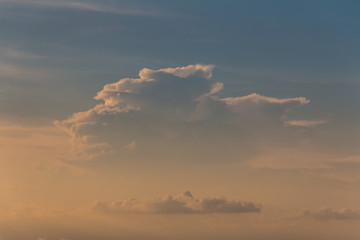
92,191,261,214
302,208,360,221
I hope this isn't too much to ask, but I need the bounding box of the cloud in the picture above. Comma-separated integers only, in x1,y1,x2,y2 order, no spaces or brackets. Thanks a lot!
0,0,159,16
54,64,311,160
221,93,309,108
123,140,136,150
285,119,327,127
0,61,53,81
0,46,46,60
301,208,360,221
92,191,261,214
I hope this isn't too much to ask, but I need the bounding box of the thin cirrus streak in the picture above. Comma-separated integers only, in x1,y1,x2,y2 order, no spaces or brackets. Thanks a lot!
0,0,160,16
285,119,328,127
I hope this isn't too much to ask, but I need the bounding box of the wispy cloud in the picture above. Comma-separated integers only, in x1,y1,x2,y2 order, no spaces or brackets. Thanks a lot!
0,46,46,60
0,61,49,80
0,46,72,81
285,119,328,127
0,0,160,16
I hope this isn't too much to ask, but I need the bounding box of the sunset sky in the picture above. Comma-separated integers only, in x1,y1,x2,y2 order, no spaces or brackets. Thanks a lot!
1,1,360,239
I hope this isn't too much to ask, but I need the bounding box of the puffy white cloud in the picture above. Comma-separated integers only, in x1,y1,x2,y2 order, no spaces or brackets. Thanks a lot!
301,208,360,221
92,191,261,214
54,64,311,160
138,64,214,80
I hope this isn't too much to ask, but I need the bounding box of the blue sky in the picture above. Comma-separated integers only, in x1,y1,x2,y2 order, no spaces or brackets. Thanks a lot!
2,0,359,153
1,1,359,126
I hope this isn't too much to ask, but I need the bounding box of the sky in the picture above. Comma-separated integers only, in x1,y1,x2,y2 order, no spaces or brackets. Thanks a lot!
1,0,360,239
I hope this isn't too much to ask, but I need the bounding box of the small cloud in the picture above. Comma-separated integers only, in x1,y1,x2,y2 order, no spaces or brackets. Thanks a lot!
221,93,309,107
139,64,215,80
123,140,136,150
285,119,327,127
92,191,261,215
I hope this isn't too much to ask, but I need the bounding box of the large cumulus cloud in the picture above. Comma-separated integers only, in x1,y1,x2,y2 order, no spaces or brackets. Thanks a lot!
54,64,311,160
92,191,261,214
